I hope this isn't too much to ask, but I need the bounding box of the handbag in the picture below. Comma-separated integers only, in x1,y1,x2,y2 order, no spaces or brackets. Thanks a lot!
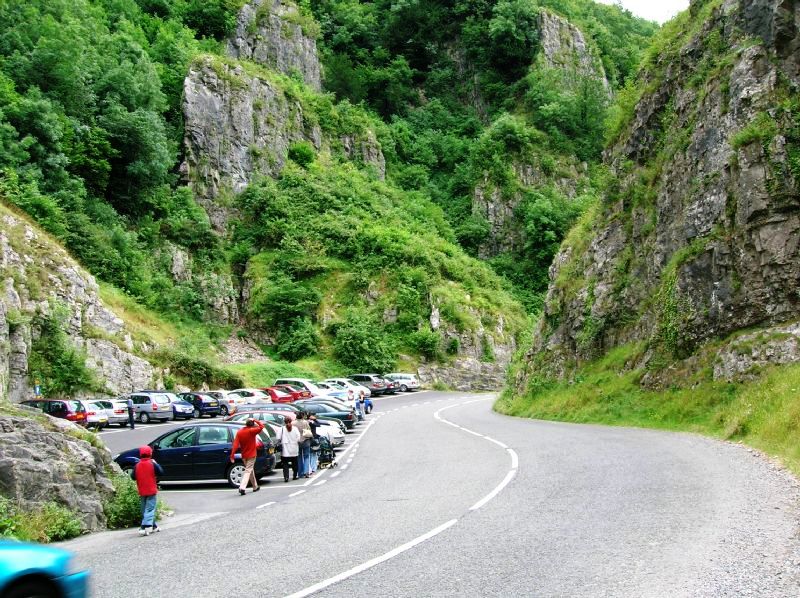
302,427,312,439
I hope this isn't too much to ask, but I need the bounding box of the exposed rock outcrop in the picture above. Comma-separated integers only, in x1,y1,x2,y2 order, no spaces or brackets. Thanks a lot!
519,0,800,384
227,0,322,91
182,57,385,231
0,208,158,401
537,9,611,95
0,414,115,531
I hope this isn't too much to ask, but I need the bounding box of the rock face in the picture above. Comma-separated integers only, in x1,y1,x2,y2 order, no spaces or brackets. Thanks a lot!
0,414,115,531
227,0,322,91
182,57,385,231
417,305,516,391
0,209,156,401
473,159,586,258
520,0,800,383
537,9,611,95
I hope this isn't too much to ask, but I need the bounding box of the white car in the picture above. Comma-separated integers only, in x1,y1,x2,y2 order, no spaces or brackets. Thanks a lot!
206,390,249,416
316,421,346,447
384,373,421,392
323,377,372,398
274,378,343,400
228,388,272,403
80,400,109,430
88,399,128,427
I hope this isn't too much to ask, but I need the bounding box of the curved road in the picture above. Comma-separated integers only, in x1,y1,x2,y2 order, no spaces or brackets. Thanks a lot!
69,392,800,597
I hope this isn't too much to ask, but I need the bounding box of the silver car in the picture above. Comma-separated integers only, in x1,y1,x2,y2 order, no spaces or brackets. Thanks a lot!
88,399,128,427
126,392,172,423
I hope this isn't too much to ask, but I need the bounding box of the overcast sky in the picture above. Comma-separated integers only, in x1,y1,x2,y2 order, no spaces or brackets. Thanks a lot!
595,0,690,24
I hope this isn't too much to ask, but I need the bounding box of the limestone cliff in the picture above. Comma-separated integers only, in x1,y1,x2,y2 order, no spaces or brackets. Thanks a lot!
227,0,322,91
537,9,611,96
182,56,385,231
517,0,800,386
0,207,158,401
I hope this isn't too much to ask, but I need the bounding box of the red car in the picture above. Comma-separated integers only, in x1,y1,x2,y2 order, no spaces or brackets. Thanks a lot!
270,384,311,400
259,387,298,403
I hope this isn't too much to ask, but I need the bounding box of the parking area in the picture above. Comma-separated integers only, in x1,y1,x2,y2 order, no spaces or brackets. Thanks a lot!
98,391,428,516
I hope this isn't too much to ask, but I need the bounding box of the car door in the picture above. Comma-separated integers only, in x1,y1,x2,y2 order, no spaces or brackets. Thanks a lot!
192,426,234,479
151,427,196,480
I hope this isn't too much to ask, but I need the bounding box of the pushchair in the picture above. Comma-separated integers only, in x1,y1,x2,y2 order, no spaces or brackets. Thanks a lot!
317,436,336,469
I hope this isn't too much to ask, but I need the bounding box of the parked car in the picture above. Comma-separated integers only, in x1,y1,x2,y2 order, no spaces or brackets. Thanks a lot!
258,387,297,403
114,422,277,487
178,392,221,418
227,388,271,402
206,390,249,416
0,541,88,598
273,378,333,398
293,401,357,429
348,374,387,396
226,410,287,428
103,399,131,426
313,382,349,402
86,399,124,428
21,399,87,426
123,391,173,423
271,384,310,400
323,377,372,398
161,392,194,420
384,373,421,392
380,377,399,395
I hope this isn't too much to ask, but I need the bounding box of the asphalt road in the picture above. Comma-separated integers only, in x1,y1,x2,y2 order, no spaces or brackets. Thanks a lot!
68,391,800,597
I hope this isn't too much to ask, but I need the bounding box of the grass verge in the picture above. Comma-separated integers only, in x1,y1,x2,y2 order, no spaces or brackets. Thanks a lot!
496,344,800,476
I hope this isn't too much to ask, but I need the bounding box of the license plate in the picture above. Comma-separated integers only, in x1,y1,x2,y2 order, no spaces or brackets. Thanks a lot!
209,401,218,406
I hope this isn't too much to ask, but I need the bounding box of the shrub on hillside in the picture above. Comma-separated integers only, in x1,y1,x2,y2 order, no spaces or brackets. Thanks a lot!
275,318,320,361
0,497,83,543
104,473,167,529
288,141,316,168
333,310,396,373
408,328,442,361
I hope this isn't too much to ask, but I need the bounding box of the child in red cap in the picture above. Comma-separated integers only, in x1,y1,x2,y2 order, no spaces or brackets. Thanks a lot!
132,445,164,536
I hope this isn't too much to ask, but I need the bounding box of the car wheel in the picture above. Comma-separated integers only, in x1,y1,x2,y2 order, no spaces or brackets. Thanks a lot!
227,462,245,488
220,405,229,416
400,384,408,392
193,408,201,418
139,412,150,424
4,579,59,598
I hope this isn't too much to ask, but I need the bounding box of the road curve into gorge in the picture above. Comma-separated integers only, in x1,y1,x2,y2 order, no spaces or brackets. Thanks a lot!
67,391,800,597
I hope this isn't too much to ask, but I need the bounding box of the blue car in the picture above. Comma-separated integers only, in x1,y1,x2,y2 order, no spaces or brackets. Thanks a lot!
114,422,277,488
0,541,88,598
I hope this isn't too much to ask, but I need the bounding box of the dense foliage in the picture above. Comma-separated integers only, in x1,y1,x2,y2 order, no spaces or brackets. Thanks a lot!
0,0,658,373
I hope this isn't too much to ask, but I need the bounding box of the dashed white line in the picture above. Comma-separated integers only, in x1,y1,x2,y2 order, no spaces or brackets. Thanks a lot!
313,479,327,487
284,519,458,598
340,464,349,470
289,490,306,498
256,501,276,510
330,471,341,478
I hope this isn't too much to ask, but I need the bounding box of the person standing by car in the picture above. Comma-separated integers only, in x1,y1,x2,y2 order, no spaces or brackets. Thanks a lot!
355,391,364,421
132,446,163,536
126,396,135,429
294,412,313,478
230,418,265,496
279,418,301,482
308,414,320,476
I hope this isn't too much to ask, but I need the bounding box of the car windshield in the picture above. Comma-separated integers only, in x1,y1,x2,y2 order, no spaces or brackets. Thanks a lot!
67,400,84,412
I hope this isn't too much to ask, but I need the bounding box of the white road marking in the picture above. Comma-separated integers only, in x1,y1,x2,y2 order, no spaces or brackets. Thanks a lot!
313,479,327,487
284,519,459,598
340,464,349,470
470,468,516,511
289,490,306,498
256,501,275,510
330,471,341,478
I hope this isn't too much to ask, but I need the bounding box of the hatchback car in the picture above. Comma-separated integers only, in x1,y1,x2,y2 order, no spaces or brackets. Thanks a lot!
123,392,173,423
348,374,387,396
384,373,421,391
272,384,310,400
293,401,357,429
258,387,297,403
114,422,277,487
21,399,87,426
0,541,88,598
80,400,109,429
91,399,130,427
206,390,249,416
178,392,221,418
323,377,372,397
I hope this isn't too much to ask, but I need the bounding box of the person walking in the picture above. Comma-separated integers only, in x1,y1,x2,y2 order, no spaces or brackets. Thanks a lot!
279,418,301,482
126,396,135,430
230,417,265,495
132,446,163,536
308,414,320,476
294,412,313,478
354,391,364,421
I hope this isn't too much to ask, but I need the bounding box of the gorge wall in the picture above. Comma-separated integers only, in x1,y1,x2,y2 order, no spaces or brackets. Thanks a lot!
517,0,800,388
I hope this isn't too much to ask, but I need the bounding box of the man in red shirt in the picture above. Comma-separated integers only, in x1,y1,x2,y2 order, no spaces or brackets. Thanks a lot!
230,418,265,495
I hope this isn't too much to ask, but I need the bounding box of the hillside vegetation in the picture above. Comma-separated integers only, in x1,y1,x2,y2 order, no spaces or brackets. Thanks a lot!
0,0,655,384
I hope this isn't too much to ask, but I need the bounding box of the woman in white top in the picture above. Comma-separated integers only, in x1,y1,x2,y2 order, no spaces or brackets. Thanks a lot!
279,419,301,482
